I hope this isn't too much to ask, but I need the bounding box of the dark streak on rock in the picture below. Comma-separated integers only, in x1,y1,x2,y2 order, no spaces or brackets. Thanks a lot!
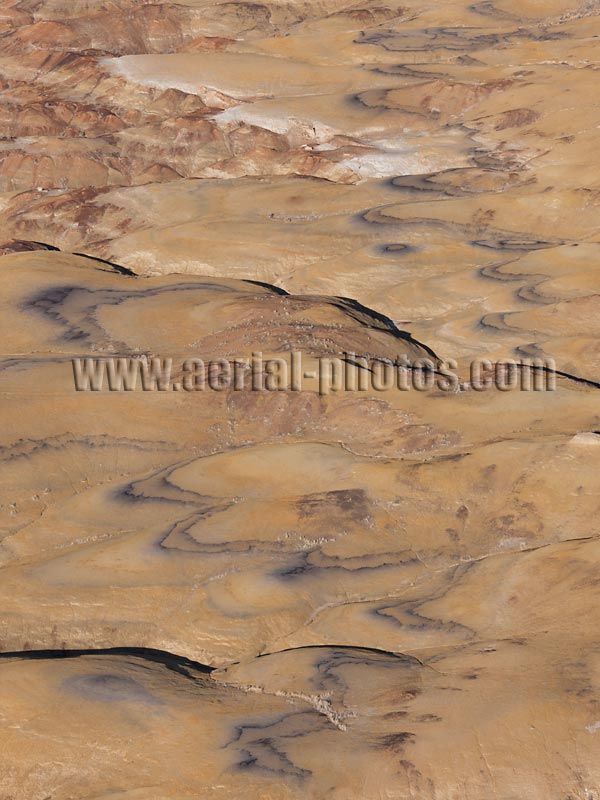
0,646,215,677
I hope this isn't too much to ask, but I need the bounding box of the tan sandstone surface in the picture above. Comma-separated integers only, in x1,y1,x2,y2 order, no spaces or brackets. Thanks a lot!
1,1,600,799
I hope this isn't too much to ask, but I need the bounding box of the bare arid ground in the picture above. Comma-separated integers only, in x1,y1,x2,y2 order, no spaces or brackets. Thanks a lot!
1,1,600,798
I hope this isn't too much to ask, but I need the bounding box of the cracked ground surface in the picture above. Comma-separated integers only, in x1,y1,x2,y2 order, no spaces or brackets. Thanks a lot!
1,0,600,798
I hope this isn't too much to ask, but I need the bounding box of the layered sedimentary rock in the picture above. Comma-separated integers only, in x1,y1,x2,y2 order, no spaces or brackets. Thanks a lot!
1,1,600,799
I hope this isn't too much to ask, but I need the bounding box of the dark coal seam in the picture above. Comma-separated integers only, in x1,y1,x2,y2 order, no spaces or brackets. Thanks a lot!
255,643,423,666
0,647,215,676
72,251,137,275
27,240,61,251
243,279,289,295
332,296,441,360
537,366,600,390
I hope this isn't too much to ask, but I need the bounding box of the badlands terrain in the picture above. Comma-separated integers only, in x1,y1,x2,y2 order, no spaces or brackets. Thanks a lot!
1,0,600,798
